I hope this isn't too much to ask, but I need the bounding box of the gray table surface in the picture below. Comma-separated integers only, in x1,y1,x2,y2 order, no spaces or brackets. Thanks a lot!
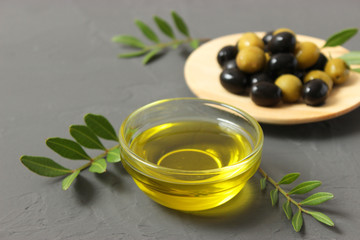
1,0,360,239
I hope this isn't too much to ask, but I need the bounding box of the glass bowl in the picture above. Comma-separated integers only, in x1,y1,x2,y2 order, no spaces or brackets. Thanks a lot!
119,98,263,211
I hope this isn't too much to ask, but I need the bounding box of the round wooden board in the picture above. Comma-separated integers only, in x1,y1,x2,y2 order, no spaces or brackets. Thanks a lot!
184,33,360,125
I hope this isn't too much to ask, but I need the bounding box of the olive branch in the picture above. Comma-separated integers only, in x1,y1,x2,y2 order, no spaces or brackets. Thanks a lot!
20,114,121,190
258,168,334,232
112,11,209,64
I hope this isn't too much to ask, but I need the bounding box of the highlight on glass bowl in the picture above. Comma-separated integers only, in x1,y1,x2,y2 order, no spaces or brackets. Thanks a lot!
119,98,263,211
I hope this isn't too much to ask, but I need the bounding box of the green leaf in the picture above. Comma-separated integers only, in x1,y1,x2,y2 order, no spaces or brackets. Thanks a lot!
282,201,293,220
70,125,105,150
118,49,149,58
135,20,160,43
323,28,358,47
307,211,334,227
112,35,146,48
292,209,303,232
20,155,72,177
107,148,121,163
299,192,334,206
84,114,118,141
278,172,300,185
171,11,190,37
142,48,161,64
154,16,175,39
62,170,80,190
260,177,266,190
89,158,107,173
339,51,360,65
352,68,360,73
270,189,279,206
189,39,200,49
46,137,91,160
288,180,322,195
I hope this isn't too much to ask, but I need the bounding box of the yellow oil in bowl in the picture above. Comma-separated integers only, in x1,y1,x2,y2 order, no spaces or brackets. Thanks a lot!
120,98,263,211
131,121,252,170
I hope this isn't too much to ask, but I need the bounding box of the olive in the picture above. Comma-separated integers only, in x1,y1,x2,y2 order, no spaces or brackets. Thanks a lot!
250,82,282,107
236,46,266,74
307,53,328,71
267,32,296,54
237,32,264,50
324,58,350,84
275,74,302,103
250,72,273,85
220,68,249,94
273,28,296,36
215,28,351,109
293,69,306,82
223,59,238,70
217,45,238,67
304,70,333,91
262,31,273,45
295,41,320,69
302,79,329,106
267,53,297,77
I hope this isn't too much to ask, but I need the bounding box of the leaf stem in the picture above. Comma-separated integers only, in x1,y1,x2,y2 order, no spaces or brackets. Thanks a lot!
94,144,120,161
74,161,92,172
72,143,120,173
258,167,310,214
144,37,210,50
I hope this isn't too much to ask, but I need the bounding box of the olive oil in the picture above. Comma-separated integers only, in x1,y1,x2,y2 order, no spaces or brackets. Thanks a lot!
122,120,261,211
130,121,252,170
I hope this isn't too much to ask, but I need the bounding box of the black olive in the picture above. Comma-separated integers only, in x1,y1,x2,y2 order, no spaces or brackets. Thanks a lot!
250,82,282,106
267,53,297,77
268,32,296,54
302,79,329,106
220,68,249,94
217,45,238,67
304,70,333,91
250,72,273,85
307,53,328,71
293,69,306,82
262,31,273,45
223,59,238,70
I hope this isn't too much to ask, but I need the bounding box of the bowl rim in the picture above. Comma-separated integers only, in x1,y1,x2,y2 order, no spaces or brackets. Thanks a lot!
119,97,264,174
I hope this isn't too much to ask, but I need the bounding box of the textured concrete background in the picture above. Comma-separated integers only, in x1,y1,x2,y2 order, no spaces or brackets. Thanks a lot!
1,0,360,239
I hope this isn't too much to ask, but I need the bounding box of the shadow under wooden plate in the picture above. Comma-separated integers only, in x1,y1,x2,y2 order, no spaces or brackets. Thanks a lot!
184,33,360,125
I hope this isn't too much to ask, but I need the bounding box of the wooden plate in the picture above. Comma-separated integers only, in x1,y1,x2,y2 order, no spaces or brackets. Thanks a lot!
184,33,360,125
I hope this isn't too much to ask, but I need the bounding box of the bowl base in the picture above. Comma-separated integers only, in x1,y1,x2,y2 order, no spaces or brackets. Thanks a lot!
134,178,246,212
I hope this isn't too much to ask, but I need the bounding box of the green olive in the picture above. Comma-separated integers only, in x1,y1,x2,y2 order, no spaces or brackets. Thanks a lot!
273,28,296,36
237,32,264,50
295,42,320,69
324,58,350,84
275,74,302,103
236,46,265,73
304,70,333,92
